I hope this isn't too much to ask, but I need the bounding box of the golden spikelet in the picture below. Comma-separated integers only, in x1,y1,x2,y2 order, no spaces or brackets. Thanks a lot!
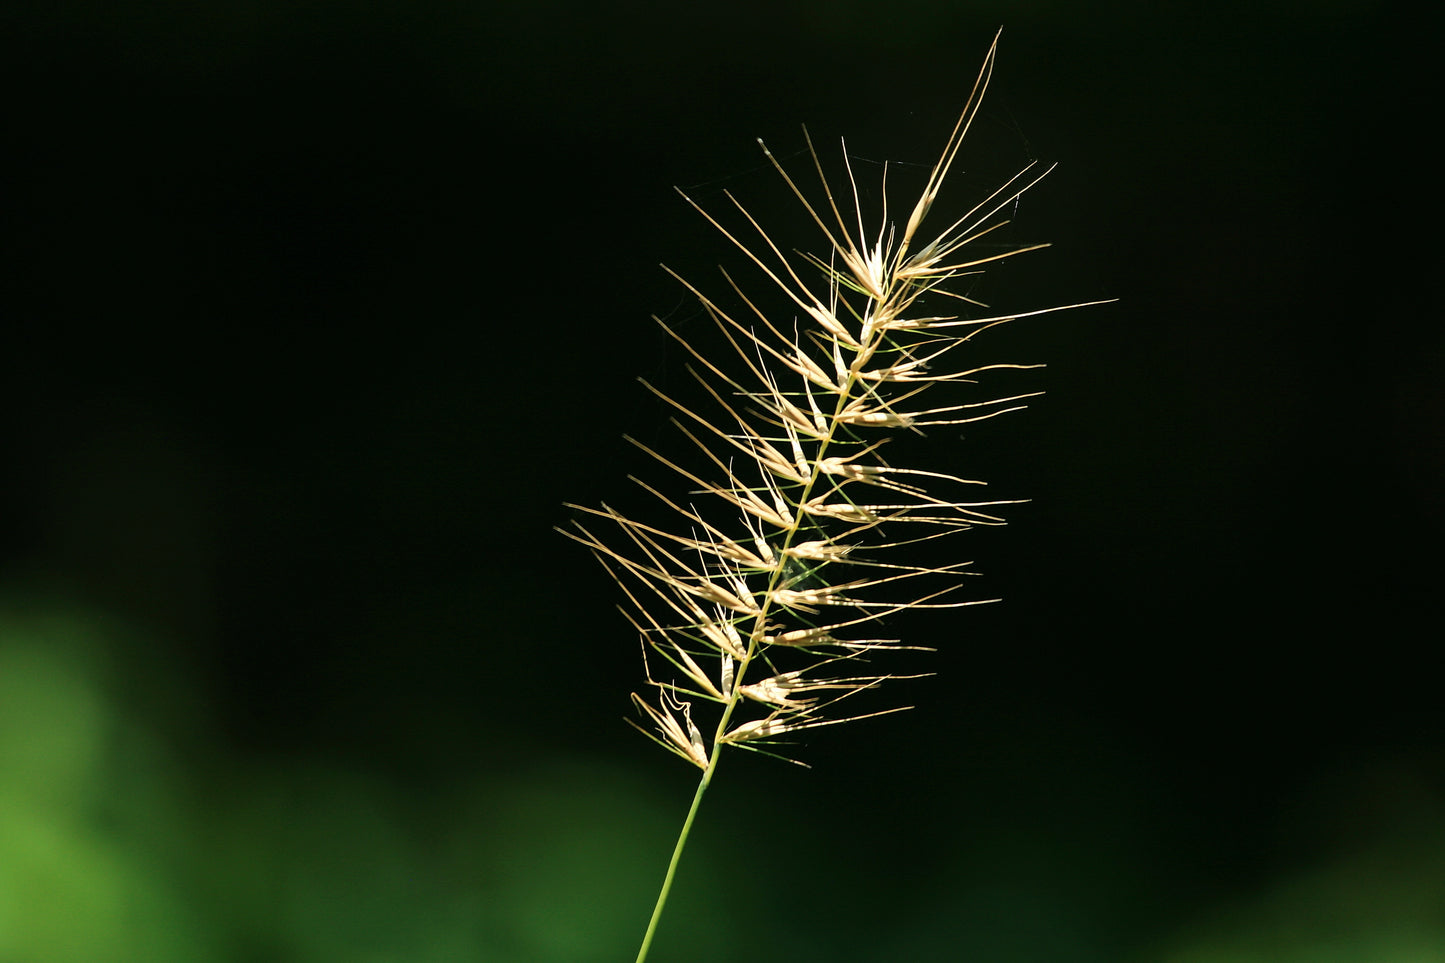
564,32,1099,770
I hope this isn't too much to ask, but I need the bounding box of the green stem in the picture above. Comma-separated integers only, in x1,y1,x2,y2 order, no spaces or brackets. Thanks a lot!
635,750,722,963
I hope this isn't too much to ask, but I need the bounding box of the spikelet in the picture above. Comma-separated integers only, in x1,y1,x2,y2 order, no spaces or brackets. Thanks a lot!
562,32,1101,769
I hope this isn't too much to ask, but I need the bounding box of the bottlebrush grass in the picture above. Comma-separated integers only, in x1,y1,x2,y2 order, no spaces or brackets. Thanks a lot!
559,30,1103,962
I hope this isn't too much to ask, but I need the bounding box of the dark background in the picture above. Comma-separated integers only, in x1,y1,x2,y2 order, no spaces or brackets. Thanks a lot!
2,2,1440,961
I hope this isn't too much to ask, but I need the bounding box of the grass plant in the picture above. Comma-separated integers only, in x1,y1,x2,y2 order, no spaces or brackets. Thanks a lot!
561,30,1102,962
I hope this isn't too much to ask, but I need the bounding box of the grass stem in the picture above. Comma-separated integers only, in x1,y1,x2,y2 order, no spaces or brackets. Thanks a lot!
635,753,721,963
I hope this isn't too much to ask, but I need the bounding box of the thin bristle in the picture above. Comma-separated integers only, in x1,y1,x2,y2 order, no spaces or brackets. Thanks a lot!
565,34,1103,770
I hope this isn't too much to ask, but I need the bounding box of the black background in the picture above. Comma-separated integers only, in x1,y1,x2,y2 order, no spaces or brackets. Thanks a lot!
2,2,1441,960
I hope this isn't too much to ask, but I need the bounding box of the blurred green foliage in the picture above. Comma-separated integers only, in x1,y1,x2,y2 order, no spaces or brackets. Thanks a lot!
0,600,728,962
0,607,206,961
2,598,1442,961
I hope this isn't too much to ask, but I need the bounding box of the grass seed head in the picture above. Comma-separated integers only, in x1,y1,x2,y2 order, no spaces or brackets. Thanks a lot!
564,30,1100,768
